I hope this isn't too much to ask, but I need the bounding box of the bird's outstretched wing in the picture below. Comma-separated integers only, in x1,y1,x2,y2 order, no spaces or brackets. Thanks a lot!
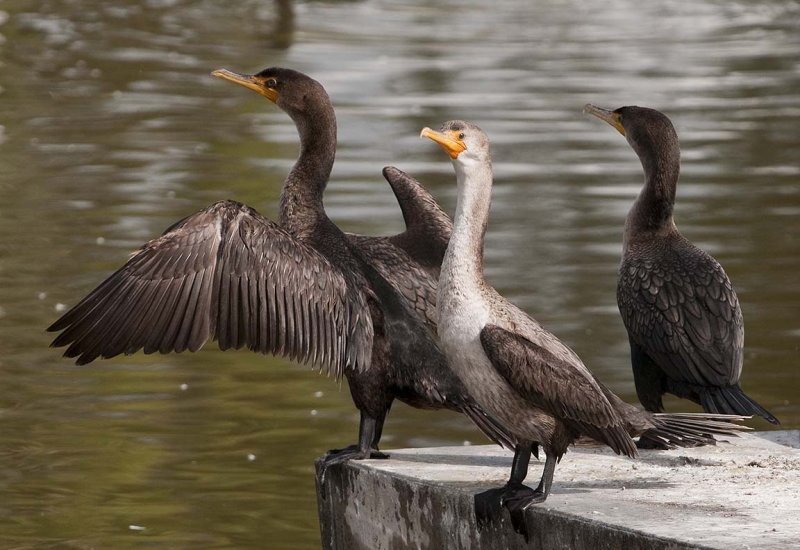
346,167,451,328
381,166,451,268
48,200,373,378
347,235,440,328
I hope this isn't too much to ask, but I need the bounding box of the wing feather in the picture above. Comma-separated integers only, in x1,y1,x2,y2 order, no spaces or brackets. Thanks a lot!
481,324,636,457
618,236,743,388
48,200,373,377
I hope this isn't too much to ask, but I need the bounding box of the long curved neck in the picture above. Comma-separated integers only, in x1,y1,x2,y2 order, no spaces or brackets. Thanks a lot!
442,158,492,292
625,143,679,246
279,103,337,235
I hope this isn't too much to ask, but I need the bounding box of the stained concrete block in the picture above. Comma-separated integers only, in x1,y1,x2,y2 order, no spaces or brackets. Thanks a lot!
316,431,800,549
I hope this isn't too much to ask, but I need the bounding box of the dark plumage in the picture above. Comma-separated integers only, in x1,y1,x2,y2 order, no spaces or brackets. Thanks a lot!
585,104,778,424
423,120,749,539
48,200,371,374
48,68,514,474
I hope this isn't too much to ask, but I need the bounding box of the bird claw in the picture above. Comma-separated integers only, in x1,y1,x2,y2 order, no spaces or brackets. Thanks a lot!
475,487,507,531
318,445,390,492
323,446,389,462
474,483,544,541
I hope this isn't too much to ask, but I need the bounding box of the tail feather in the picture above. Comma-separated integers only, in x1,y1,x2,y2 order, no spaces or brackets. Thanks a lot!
701,386,780,425
638,412,752,449
462,403,517,450
592,424,639,459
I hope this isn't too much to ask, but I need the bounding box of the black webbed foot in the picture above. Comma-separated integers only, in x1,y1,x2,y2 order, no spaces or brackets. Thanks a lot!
318,445,389,490
504,484,546,540
474,486,506,531
474,482,545,541
323,445,389,462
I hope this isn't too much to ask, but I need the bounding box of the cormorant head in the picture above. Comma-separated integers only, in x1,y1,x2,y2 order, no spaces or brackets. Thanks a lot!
420,120,491,167
584,104,679,166
211,66,331,121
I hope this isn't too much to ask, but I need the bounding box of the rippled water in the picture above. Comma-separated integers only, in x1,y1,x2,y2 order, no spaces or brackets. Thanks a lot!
1,0,798,547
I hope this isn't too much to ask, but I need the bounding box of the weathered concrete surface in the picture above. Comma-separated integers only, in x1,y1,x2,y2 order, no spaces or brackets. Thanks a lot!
316,431,800,550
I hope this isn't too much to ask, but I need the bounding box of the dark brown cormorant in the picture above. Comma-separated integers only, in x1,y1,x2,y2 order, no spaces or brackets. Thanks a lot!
422,120,749,539
584,104,778,425
47,68,514,476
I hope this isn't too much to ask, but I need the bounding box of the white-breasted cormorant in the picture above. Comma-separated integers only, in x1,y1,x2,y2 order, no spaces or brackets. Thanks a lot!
584,104,778,425
422,120,749,539
47,68,514,478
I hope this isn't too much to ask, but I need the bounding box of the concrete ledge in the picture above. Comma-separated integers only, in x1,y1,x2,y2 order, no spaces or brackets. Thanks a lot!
316,431,800,549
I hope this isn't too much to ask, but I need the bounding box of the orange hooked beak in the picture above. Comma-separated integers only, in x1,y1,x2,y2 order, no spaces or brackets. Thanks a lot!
419,127,467,159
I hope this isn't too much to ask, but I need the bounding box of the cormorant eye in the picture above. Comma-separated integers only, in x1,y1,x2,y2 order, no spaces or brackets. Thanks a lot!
458,132,465,140
265,78,277,88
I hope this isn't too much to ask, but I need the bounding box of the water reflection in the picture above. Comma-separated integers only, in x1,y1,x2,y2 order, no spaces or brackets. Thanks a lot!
0,0,798,547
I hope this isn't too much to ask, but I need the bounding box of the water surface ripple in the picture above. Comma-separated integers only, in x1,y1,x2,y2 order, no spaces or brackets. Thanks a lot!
0,0,798,547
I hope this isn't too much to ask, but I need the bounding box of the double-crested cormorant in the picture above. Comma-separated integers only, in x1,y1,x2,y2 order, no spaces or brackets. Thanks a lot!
584,104,778,424
421,120,748,538
47,68,514,476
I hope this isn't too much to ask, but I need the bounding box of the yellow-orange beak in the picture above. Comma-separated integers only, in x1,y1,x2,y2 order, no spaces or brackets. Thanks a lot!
211,69,278,103
584,104,625,136
420,127,467,159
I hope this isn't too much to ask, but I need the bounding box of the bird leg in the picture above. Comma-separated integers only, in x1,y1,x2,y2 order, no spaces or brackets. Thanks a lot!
475,443,554,541
370,412,386,450
318,411,389,488
530,451,556,500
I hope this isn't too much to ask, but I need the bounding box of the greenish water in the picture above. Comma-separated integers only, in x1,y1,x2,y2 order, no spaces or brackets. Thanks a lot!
0,0,798,548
